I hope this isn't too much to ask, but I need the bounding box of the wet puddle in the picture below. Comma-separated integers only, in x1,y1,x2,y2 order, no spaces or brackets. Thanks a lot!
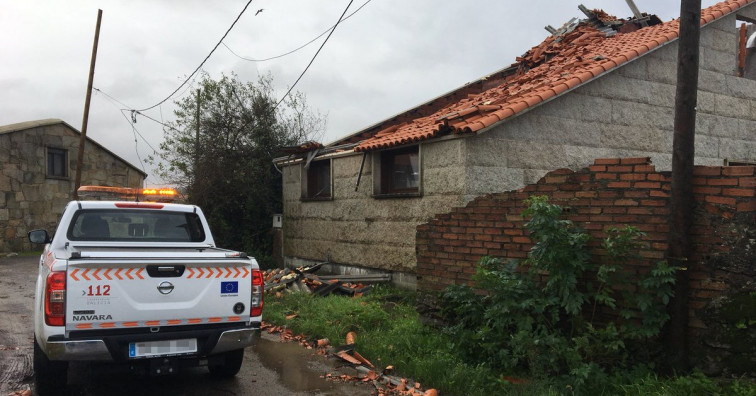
253,332,372,395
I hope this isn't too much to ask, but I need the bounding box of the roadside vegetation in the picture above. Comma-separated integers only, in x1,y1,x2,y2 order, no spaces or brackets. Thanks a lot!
265,287,755,395
264,197,756,395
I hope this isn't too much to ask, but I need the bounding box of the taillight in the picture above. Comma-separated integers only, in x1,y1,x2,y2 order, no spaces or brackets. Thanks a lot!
45,271,66,326
250,269,263,317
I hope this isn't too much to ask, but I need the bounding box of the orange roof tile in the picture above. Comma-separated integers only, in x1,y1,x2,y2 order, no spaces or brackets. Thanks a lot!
348,0,753,153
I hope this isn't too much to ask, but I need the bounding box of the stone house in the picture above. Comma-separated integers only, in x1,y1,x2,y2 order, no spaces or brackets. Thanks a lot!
275,1,756,288
0,119,146,252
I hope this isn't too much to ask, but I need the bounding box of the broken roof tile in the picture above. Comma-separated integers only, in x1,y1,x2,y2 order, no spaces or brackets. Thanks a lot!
346,0,753,152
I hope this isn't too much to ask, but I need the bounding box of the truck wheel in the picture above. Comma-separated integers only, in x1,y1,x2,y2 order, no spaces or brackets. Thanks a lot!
208,349,244,378
34,338,68,395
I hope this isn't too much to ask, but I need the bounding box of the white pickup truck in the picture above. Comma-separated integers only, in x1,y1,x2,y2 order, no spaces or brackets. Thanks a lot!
27,189,263,394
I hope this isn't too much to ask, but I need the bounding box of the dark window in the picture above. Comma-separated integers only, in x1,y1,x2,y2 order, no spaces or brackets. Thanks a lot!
725,159,756,166
47,147,68,178
379,146,419,195
304,160,331,199
67,209,206,242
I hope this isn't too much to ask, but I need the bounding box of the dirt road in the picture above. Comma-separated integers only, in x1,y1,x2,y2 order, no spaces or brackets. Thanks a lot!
0,255,373,395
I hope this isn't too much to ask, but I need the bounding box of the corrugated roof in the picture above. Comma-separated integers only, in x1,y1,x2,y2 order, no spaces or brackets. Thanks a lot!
342,0,753,152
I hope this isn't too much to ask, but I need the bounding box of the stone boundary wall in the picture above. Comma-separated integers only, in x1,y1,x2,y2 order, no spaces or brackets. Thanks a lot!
416,157,755,374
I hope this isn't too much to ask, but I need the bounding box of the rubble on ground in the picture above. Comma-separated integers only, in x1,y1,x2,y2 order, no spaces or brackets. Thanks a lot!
261,323,437,396
263,263,391,297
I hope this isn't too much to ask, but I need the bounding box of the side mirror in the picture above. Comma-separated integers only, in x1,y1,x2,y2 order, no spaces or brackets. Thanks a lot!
28,229,51,244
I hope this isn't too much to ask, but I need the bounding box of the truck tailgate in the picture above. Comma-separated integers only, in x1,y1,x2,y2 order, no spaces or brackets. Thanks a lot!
65,257,252,334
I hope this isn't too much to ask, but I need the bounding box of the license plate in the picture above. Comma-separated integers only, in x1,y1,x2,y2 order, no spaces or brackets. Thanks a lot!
128,339,197,358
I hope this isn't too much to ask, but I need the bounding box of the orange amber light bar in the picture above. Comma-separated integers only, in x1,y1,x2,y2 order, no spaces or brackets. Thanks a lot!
142,188,177,196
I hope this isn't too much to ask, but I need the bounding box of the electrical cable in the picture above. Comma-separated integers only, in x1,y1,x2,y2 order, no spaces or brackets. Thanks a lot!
135,0,255,112
92,88,161,154
221,0,374,63
275,0,354,110
92,88,173,185
133,110,184,135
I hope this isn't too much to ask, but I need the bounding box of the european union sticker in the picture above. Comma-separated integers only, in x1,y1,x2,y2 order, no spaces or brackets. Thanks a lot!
221,281,238,295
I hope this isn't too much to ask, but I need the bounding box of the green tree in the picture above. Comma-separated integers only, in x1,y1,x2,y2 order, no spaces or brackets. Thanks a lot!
150,72,324,262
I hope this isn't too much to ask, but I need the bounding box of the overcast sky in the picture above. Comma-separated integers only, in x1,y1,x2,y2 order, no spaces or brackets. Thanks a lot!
1,0,721,186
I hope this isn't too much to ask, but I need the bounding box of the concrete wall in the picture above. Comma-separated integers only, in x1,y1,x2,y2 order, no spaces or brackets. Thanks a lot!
281,11,756,282
0,122,144,252
282,138,470,286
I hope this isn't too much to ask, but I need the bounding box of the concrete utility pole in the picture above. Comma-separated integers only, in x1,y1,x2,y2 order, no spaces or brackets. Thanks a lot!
667,0,701,372
74,9,103,200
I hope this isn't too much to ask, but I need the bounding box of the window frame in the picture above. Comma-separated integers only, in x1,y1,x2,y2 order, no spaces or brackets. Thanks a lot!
46,147,68,179
301,158,333,201
372,145,422,198
724,158,756,166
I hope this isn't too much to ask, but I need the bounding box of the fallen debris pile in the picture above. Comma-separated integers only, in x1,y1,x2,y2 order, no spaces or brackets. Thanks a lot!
263,264,391,297
261,322,437,396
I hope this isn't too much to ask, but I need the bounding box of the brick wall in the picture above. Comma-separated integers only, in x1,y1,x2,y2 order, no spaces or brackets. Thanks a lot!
416,158,756,374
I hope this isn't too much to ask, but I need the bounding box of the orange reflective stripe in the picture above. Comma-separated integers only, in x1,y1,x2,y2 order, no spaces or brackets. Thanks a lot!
70,316,246,330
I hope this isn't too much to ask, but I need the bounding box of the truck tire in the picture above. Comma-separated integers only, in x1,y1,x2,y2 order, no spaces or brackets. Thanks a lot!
208,349,244,378
34,338,68,395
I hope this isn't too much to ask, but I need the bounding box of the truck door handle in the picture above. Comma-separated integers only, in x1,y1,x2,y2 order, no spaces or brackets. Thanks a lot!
146,265,185,278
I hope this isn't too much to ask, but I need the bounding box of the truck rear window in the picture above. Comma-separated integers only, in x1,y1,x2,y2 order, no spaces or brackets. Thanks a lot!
67,209,206,242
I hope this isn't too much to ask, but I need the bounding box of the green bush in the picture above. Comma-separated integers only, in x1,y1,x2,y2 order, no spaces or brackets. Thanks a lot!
440,196,678,389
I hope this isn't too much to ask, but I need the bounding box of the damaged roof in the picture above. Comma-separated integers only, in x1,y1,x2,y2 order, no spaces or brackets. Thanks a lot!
324,0,753,153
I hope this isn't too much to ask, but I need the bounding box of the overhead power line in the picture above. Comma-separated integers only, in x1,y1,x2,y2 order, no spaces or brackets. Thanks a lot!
92,88,172,185
93,88,160,154
275,0,355,109
221,0,374,63
135,0,255,112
